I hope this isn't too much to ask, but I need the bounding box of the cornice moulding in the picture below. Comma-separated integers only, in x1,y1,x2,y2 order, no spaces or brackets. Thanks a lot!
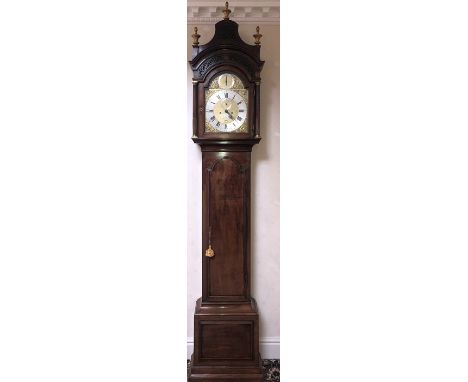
188,2,280,25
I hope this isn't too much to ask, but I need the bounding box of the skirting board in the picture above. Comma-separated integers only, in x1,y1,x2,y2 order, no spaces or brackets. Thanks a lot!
187,337,280,359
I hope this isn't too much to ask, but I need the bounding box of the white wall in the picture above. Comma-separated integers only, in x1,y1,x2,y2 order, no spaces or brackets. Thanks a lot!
187,23,280,358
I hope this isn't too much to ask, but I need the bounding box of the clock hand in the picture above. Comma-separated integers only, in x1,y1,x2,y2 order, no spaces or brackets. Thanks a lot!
224,109,234,120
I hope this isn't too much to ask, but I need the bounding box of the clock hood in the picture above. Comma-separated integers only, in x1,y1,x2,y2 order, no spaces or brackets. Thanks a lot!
189,20,264,83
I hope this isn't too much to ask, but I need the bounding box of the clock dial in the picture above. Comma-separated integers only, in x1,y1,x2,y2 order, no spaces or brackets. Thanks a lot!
205,90,247,132
205,73,248,133
217,74,235,89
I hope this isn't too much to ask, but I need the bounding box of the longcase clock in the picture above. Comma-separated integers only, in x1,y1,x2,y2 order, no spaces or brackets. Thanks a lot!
188,3,265,382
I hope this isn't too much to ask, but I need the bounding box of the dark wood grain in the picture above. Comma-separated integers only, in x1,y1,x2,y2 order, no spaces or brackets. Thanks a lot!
202,151,251,303
208,157,245,297
201,322,253,360
189,300,263,381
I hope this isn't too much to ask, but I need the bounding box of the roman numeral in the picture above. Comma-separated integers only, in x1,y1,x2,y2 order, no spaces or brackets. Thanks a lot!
216,95,221,100
216,122,220,127
207,109,213,112
237,101,242,105
210,116,215,121
224,124,227,128
237,116,242,121
224,93,228,98
239,109,245,113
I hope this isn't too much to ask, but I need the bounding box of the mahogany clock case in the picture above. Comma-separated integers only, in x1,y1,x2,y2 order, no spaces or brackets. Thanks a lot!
188,15,266,382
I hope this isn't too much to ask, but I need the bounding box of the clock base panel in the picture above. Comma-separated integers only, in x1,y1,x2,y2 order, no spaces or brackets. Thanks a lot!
188,298,263,382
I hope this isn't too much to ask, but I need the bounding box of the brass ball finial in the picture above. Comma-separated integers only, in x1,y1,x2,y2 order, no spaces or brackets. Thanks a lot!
253,26,262,45
223,2,231,20
192,26,200,46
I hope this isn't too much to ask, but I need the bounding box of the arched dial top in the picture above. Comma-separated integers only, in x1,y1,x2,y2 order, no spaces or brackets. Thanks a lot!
205,73,248,133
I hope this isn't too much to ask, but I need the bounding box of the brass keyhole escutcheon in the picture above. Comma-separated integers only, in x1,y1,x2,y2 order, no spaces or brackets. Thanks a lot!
205,245,215,258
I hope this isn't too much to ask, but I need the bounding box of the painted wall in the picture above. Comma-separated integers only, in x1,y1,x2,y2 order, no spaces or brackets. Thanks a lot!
187,23,280,358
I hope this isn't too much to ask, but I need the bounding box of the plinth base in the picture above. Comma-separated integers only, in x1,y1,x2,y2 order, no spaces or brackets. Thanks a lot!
188,298,263,382
188,356,263,382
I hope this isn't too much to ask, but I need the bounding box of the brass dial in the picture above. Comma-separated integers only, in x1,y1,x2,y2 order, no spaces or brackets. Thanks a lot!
205,73,248,133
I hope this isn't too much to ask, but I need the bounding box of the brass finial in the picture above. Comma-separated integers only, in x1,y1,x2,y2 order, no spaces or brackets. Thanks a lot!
253,26,262,45
192,27,200,46
223,2,231,20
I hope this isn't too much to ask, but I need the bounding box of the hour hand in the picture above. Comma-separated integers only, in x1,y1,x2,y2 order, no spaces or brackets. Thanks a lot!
224,109,234,120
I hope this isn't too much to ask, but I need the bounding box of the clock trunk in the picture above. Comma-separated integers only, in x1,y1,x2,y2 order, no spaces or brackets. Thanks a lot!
202,150,251,303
